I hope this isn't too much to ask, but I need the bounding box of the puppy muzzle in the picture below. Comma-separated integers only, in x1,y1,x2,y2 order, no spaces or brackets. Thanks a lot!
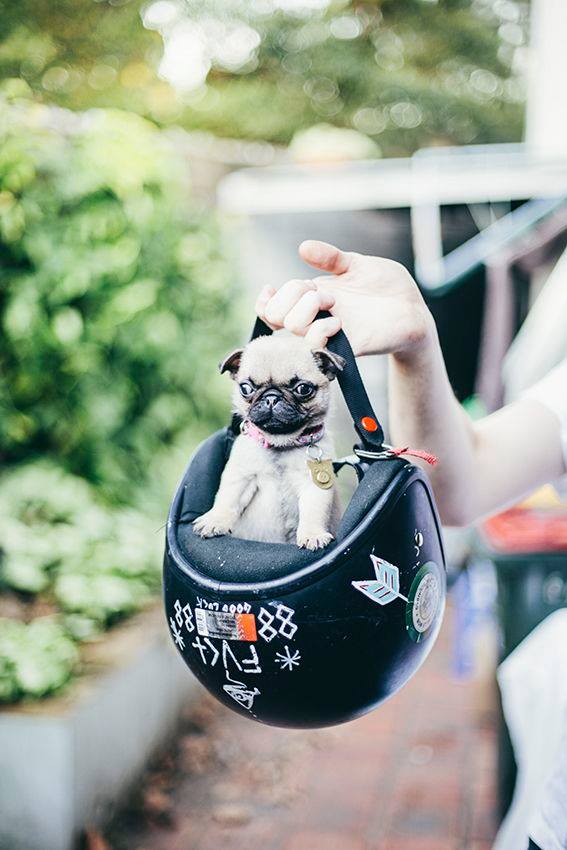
248,388,306,434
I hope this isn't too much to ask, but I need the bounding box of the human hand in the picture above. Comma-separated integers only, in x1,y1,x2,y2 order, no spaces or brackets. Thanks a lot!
255,240,435,360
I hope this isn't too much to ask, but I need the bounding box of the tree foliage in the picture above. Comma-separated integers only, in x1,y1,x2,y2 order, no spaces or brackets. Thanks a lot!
0,0,162,114
0,0,529,153
183,0,528,151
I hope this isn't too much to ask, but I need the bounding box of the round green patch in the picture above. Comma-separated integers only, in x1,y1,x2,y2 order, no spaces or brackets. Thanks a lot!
405,561,443,643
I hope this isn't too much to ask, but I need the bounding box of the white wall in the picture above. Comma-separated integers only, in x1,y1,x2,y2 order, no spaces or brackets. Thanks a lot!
526,0,567,157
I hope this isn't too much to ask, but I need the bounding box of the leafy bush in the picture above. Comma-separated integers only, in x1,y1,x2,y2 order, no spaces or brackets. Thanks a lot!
0,92,237,702
0,461,164,699
0,91,235,502
0,462,161,603
0,616,78,702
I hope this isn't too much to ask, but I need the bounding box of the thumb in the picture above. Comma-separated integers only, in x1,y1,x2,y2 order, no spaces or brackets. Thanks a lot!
299,240,352,275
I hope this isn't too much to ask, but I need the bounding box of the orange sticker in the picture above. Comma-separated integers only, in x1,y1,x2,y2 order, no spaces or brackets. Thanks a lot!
236,613,257,642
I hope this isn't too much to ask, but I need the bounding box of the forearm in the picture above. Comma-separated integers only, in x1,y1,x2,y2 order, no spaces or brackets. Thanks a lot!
389,323,566,525
388,318,479,526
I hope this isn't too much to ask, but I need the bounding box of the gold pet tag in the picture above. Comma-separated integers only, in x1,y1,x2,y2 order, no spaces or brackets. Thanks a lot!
306,446,335,490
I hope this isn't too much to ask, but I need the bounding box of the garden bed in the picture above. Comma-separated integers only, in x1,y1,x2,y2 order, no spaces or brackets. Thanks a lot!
0,603,199,850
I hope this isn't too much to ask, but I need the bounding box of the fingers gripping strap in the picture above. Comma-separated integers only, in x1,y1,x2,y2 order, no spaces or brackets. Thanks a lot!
250,315,385,450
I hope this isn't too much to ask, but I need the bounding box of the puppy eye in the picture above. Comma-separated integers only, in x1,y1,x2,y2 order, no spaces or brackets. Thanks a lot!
239,382,254,398
293,382,315,399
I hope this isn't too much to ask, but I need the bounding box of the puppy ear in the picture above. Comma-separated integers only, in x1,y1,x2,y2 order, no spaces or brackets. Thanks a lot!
219,348,244,377
312,349,346,381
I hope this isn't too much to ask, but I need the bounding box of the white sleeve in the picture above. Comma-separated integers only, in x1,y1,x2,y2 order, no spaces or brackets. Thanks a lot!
522,359,567,471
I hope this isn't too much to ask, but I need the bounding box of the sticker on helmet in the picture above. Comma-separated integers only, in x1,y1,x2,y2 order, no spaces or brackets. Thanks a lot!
275,645,302,671
352,553,443,644
352,555,408,606
223,682,260,710
195,608,257,642
405,562,443,643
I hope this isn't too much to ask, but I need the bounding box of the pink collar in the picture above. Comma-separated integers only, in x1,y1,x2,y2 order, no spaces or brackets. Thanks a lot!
241,419,325,450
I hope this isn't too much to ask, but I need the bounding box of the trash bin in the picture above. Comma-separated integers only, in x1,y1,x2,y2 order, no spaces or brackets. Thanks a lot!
477,505,567,816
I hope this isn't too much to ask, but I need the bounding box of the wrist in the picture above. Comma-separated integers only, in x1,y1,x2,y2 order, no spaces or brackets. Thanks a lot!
391,311,439,370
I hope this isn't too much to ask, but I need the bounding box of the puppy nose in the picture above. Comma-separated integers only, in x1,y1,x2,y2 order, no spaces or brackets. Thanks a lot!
261,390,281,409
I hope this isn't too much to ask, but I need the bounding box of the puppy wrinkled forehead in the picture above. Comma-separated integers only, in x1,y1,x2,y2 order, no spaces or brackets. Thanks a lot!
239,334,323,385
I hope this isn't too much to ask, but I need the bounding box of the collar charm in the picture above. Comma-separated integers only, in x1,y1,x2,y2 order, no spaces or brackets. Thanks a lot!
306,445,335,490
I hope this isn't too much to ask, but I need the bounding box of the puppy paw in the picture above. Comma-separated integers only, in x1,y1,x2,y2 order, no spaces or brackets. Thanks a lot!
193,511,233,538
296,529,334,551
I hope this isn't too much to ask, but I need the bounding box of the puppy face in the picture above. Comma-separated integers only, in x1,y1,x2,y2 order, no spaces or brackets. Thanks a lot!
220,334,344,446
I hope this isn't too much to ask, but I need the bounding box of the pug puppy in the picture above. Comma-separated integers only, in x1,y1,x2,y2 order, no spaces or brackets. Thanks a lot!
193,333,344,550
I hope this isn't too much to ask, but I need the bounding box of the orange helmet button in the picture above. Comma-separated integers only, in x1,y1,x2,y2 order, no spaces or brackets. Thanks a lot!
361,416,378,432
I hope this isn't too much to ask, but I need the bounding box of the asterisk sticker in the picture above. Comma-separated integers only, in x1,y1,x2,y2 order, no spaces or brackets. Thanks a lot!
275,645,301,671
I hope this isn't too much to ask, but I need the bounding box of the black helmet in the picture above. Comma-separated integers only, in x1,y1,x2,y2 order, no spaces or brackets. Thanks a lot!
163,317,446,728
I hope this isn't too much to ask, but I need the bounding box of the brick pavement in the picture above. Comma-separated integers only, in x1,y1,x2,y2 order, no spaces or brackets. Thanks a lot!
105,598,499,850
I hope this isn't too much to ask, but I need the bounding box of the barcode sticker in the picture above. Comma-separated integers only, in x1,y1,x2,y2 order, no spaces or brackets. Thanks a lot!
195,608,257,641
